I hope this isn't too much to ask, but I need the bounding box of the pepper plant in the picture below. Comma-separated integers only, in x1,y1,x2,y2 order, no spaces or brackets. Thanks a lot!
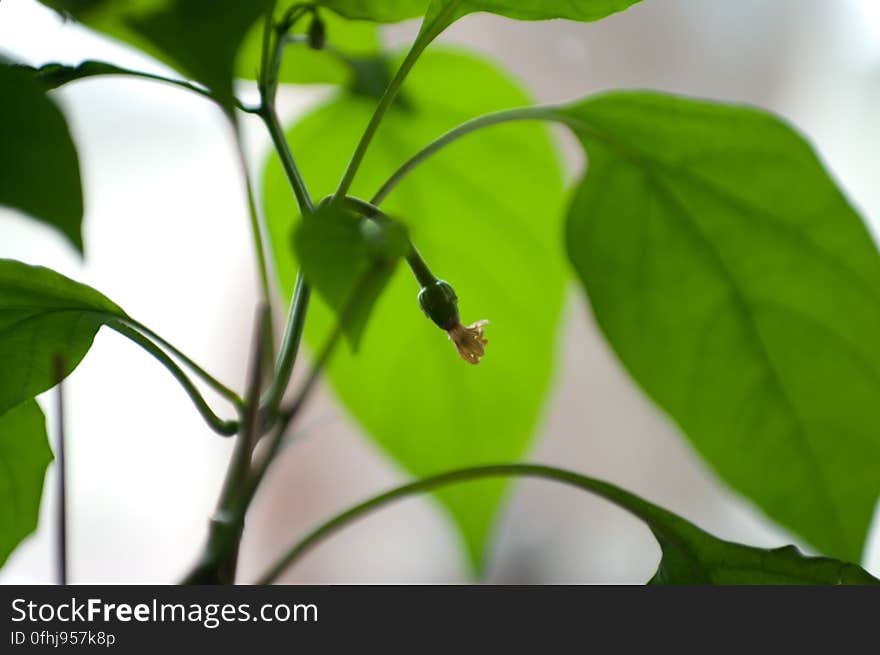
2,0,880,585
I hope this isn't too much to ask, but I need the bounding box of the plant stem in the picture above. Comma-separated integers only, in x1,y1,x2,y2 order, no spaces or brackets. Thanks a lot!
109,321,239,436
371,105,560,205
53,357,68,586
257,101,315,415
333,41,428,200
185,306,270,585
261,272,310,414
254,463,652,584
243,267,382,514
234,132,275,323
260,103,314,214
124,318,242,408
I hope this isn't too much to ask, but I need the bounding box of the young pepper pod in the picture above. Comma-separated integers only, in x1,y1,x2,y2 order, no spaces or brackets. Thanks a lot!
418,280,489,365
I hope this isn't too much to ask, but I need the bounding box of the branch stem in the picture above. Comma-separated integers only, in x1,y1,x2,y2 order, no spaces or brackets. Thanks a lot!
333,40,427,199
255,463,653,584
123,318,242,408
109,322,238,436
371,106,560,205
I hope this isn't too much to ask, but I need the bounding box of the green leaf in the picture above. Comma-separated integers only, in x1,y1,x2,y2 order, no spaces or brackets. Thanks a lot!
0,64,83,253
425,0,644,25
0,259,127,416
562,92,880,563
313,0,643,35
264,49,567,571
26,60,139,90
315,0,426,22
293,202,409,346
0,400,53,569
125,0,273,111
237,8,381,87
39,0,271,111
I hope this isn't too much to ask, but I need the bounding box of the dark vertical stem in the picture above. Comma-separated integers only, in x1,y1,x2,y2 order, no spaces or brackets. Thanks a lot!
53,356,68,586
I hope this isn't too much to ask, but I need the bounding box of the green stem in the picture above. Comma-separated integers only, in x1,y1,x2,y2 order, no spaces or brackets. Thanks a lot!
260,103,314,215
245,268,380,508
255,463,657,584
124,318,242,408
333,41,427,200
261,272,310,414
258,103,315,416
234,134,276,324
371,105,560,205
332,2,462,200
109,322,238,436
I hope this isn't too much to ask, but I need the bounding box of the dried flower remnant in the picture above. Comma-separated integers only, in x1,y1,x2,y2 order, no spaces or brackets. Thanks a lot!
447,319,489,364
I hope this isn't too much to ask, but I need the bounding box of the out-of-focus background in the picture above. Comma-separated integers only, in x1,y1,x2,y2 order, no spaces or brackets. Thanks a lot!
1,0,879,583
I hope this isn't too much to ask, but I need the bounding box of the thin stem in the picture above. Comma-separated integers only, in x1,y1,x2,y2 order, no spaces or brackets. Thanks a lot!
260,102,314,214
245,268,380,509
219,305,269,510
234,132,275,321
123,318,242,408
53,357,68,586
257,95,316,416
371,105,560,205
255,463,654,584
333,41,428,200
260,272,310,415
185,306,269,585
109,321,238,436
333,2,462,200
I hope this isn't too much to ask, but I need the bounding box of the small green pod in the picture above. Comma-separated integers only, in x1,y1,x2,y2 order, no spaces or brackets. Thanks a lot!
418,280,460,330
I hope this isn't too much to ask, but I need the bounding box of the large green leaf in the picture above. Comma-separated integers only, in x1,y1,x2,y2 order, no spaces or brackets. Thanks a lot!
264,49,566,570
0,400,53,569
562,92,880,563
0,260,127,416
0,64,83,252
39,0,271,111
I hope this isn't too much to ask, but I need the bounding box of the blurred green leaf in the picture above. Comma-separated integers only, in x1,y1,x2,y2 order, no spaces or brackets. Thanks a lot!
0,400,53,569
563,91,880,563
236,8,381,87
315,0,425,22
264,49,566,571
0,260,127,416
125,0,273,111
313,0,643,35
39,0,271,111
294,202,409,346
424,0,643,26
0,64,83,252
